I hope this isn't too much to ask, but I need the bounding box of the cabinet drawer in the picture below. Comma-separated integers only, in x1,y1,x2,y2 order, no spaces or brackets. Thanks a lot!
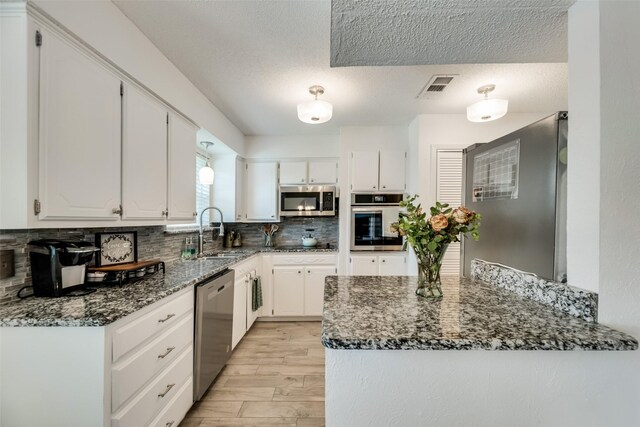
271,254,337,266
111,346,193,427
112,290,193,362
148,376,193,427
112,313,193,411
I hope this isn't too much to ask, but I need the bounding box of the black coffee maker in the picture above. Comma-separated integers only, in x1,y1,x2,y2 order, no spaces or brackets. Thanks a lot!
28,239,98,297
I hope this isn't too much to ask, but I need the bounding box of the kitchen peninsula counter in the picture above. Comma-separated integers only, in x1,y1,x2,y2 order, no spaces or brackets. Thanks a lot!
321,276,637,351
322,276,638,426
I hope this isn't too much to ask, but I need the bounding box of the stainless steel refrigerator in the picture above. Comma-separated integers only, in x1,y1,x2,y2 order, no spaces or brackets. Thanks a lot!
462,112,568,282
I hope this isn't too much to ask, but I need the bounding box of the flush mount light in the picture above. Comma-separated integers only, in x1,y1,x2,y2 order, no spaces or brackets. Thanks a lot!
198,141,215,186
297,85,333,124
467,84,508,123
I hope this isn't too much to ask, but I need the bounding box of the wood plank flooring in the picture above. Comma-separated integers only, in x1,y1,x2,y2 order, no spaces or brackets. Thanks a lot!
181,321,325,427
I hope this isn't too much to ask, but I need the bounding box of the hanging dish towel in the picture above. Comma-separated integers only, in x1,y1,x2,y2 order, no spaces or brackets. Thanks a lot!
252,276,263,312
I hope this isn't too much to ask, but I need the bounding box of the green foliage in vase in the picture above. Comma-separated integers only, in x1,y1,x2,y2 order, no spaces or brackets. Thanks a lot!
391,195,481,260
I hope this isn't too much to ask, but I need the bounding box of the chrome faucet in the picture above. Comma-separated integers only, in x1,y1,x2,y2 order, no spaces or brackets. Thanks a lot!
198,206,225,257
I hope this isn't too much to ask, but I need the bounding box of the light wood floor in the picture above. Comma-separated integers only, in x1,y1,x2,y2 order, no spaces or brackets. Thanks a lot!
181,321,325,427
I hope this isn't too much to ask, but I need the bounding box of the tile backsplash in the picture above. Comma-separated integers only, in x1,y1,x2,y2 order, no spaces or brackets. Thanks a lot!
0,216,338,305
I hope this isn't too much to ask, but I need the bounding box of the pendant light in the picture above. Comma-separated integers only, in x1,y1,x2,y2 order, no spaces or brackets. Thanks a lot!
467,84,508,123
297,85,333,124
198,141,215,186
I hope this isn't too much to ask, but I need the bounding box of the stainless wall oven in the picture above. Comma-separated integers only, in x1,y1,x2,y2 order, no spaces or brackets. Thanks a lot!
350,194,404,251
280,185,336,217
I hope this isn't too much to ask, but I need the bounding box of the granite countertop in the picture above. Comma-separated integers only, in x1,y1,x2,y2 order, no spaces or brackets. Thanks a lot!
321,276,638,351
0,246,336,327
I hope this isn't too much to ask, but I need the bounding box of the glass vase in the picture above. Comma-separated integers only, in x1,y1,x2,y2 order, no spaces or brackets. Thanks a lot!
415,243,448,299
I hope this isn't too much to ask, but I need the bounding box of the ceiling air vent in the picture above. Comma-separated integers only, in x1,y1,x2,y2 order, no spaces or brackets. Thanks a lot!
417,75,458,99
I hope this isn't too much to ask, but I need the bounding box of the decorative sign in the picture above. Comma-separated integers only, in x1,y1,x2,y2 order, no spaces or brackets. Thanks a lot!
95,232,138,266
472,139,520,202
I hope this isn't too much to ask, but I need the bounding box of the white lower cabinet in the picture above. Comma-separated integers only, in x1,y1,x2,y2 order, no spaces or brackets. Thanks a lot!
350,253,407,276
270,254,337,317
110,287,194,427
231,256,261,349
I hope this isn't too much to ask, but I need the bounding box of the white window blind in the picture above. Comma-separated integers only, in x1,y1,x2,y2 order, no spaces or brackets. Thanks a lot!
196,154,210,225
436,150,463,277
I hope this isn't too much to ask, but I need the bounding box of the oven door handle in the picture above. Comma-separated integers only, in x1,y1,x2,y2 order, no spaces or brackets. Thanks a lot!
351,207,384,214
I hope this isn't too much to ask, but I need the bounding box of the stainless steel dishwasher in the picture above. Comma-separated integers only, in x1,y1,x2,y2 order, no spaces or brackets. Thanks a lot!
194,268,235,401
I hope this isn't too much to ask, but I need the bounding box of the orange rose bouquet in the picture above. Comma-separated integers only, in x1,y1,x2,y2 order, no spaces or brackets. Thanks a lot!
391,195,480,299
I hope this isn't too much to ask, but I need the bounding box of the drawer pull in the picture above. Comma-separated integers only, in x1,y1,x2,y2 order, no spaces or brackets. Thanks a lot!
157,346,176,359
158,383,175,398
158,313,176,323
166,422,175,427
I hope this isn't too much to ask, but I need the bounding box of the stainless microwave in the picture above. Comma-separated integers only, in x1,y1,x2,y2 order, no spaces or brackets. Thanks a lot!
279,185,336,217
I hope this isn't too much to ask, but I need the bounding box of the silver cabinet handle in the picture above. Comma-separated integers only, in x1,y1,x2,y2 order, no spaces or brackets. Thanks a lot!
158,383,175,398
308,270,311,274
382,185,386,189
157,346,175,359
382,259,386,263
166,422,175,427
301,178,305,182
193,212,198,217
371,259,375,263
112,206,122,215
372,186,376,189
310,179,315,182
158,313,175,323
162,209,168,217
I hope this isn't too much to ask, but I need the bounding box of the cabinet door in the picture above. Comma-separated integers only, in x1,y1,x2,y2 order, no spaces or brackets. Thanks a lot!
350,151,379,192
379,255,407,276
245,162,278,221
232,274,248,349
167,112,197,220
235,157,246,222
38,29,121,220
379,150,406,192
279,161,308,185
122,84,167,220
308,161,337,184
304,266,335,316
349,255,379,276
272,266,304,316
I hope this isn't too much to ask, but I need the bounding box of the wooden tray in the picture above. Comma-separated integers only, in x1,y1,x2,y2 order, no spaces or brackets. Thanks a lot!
88,259,165,286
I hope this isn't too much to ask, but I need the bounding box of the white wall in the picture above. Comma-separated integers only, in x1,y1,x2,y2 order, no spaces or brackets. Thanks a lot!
32,0,245,155
414,113,550,208
338,126,409,273
567,1,601,294
327,349,640,426
595,0,640,346
244,135,339,159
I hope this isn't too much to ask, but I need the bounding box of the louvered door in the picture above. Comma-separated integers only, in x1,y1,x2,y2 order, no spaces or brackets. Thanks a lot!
436,150,463,276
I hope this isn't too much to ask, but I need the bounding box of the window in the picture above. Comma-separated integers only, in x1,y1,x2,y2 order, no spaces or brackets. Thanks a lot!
196,153,211,225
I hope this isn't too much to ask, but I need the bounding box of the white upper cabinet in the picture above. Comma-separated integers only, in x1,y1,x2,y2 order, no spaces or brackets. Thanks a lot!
279,161,308,185
350,150,406,192
122,84,168,220
167,112,197,220
308,160,338,184
379,150,406,192
38,28,122,220
245,162,278,221
350,151,380,192
212,155,246,222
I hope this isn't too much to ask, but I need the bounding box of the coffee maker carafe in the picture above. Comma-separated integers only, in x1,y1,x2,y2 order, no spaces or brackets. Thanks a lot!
28,239,98,297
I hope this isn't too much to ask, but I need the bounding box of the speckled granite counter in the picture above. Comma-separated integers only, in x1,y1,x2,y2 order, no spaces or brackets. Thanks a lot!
0,246,336,327
321,276,637,351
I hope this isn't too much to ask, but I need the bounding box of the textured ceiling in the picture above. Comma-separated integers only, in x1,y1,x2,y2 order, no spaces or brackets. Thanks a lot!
331,0,576,67
114,0,568,136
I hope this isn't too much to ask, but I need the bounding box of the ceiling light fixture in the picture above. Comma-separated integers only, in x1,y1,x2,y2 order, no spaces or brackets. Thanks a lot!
297,85,332,124
467,84,508,123
198,141,215,186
